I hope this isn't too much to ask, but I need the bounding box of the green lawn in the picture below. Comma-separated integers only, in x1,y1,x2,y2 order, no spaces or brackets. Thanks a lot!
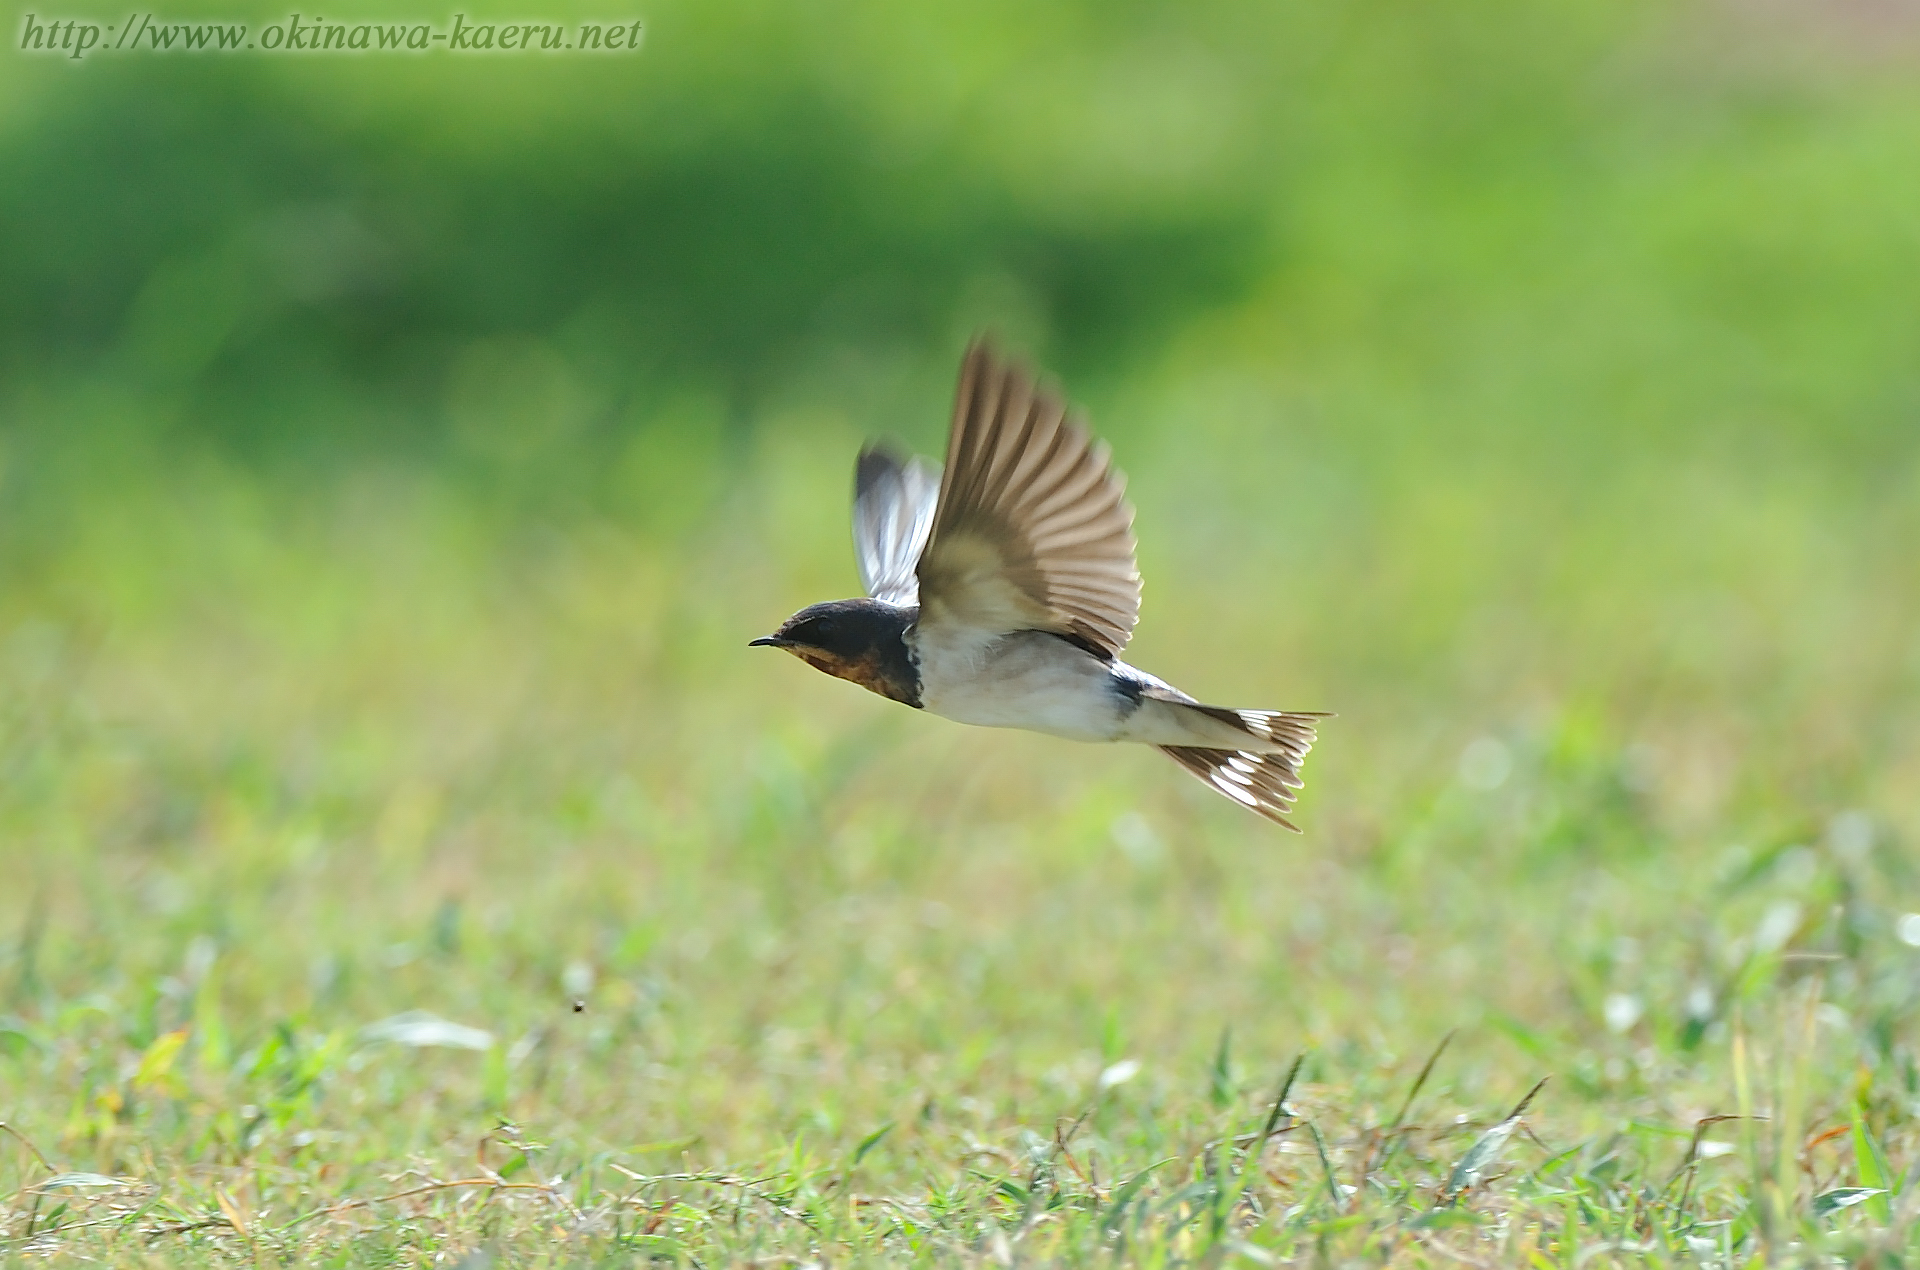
5,0,1920,1263
2,382,1917,1264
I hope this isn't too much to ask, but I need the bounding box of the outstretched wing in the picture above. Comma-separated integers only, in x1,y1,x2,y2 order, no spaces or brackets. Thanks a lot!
914,340,1141,658
853,443,940,607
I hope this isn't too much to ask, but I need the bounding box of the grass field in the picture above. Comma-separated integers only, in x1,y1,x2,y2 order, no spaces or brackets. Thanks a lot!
5,0,1920,1264
2,373,1917,1265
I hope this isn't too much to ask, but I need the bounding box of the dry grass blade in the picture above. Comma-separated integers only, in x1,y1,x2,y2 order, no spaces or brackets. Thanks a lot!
212,1185,249,1238
1665,1114,1763,1216
1357,1030,1456,1196
1391,1032,1455,1133
602,1168,817,1230
0,1123,54,1177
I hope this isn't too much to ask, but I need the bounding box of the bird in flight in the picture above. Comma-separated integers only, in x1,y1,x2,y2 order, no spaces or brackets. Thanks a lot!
752,339,1329,828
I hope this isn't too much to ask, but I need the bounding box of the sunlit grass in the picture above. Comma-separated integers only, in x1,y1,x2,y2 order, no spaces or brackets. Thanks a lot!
0,401,1916,1263
5,0,1920,1258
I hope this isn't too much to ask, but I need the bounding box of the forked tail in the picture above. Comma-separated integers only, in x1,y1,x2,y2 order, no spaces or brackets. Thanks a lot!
1158,708,1329,831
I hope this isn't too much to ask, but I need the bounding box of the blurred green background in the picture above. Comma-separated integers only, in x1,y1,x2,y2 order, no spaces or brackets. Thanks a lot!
3,0,1920,1259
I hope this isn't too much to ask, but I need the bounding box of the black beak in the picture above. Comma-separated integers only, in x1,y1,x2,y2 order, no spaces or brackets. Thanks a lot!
749,635,787,648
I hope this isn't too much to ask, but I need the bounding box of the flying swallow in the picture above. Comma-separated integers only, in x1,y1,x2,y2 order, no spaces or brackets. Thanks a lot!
752,339,1329,828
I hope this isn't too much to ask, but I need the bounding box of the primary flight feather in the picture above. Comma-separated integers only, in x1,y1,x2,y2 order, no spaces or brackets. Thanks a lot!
753,339,1329,828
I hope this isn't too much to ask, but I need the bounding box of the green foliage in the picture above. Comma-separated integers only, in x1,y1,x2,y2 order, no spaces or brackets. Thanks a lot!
4,0,1920,1263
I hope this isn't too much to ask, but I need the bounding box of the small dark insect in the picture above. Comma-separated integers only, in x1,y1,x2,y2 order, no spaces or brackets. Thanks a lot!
572,999,585,1013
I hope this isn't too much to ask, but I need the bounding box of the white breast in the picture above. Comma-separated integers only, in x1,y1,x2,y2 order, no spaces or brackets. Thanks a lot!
909,627,1126,743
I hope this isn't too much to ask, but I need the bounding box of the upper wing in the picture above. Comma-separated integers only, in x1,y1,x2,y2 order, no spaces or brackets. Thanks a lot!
914,340,1141,658
852,443,940,607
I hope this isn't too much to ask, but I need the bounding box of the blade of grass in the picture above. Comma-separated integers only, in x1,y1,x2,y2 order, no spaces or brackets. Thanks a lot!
1851,1110,1892,1225
1362,1030,1455,1191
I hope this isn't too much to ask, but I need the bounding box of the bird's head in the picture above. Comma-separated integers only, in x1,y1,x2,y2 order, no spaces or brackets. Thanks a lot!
750,598,920,706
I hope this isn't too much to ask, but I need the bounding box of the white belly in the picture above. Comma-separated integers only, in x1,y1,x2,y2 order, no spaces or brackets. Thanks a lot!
909,627,1125,742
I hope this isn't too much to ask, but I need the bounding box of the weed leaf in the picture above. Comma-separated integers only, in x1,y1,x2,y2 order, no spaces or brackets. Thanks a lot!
1442,1079,1547,1201
852,1122,893,1167
37,1172,128,1190
1851,1113,1893,1224
361,1011,494,1050
1813,1187,1885,1218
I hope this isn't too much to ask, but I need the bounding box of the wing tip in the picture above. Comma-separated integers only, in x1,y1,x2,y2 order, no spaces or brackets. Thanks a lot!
929,332,1143,660
959,332,1070,423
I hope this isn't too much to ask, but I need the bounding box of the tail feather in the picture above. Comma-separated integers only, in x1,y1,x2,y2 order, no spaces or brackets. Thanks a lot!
1158,709,1329,831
